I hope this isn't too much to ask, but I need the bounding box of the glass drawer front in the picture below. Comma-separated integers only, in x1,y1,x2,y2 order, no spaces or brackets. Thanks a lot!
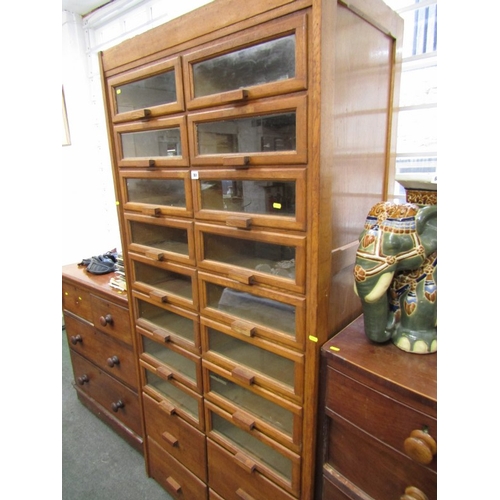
125,177,186,207
208,370,294,437
206,327,295,391
115,70,177,114
145,370,199,420
193,35,295,98
136,297,196,345
197,112,295,155
142,336,197,383
128,218,190,258
211,411,293,483
121,127,182,158
132,260,194,303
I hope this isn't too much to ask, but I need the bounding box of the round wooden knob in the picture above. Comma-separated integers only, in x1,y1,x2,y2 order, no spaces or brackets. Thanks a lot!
107,355,120,367
77,374,89,385
99,314,113,327
404,429,437,465
70,335,83,345
400,486,429,500
111,400,125,412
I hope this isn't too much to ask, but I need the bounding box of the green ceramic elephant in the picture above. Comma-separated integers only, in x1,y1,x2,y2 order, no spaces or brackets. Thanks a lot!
353,201,437,354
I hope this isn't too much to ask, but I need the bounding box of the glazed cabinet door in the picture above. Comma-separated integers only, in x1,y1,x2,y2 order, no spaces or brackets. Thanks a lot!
182,13,307,110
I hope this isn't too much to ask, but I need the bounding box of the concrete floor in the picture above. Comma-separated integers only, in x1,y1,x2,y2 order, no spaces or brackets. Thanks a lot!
62,328,173,500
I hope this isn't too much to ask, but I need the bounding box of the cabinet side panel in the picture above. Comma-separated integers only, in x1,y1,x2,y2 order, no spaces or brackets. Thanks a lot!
325,4,397,333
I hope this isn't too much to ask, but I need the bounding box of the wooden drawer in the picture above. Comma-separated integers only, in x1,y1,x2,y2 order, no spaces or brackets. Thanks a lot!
207,439,296,500
63,281,92,321
325,366,437,472
325,411,436,500
64,312,138,389
194,222,305,294
322,465,361,500
70,350,142,437
147,436,208,500
90,294,132,344
143,391,207,481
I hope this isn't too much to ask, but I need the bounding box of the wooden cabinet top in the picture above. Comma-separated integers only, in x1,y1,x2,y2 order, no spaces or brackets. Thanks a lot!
62,263,128,306
322,315,437,418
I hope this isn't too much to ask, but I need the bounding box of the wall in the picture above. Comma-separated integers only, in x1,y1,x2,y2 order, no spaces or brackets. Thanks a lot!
62,0,212,265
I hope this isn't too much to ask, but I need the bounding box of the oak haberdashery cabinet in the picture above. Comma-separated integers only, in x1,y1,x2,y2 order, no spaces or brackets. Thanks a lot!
99,1,403,498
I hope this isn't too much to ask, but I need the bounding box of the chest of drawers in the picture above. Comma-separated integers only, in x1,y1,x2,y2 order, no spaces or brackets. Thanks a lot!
319,315,437,500
62,263,143,452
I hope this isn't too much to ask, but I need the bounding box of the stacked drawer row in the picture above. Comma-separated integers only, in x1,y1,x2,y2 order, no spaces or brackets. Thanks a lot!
104,11,310,500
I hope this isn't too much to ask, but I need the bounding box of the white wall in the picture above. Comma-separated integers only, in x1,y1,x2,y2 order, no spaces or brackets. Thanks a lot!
61,0,212,265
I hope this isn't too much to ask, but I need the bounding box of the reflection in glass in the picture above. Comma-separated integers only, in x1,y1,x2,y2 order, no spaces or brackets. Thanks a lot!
207,328,295,389
143,337,197,382
121,128,181,158
203,233,295,280
115,70,177,113
193,35,295,97
137,299,195,343
209,372,293,435
197,113,296,155
200,179,295,216
126,178,186,207
206,283,295,336
129,221,189,256
145,371,198,418
212,413,292,481
133,261,192,300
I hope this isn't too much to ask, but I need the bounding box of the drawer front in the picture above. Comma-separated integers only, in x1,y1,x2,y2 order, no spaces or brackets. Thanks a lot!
143,392,207,481
191,167,306,232
129,254,198,311
326,366,437,471
70,350,142,437
63,282,92,321
321,467,357,500
207,439,296,500
194,223,305,294
148,437,208,500
65,313,137,389
90,294,132,344
325,412,436,500
119,170,193,219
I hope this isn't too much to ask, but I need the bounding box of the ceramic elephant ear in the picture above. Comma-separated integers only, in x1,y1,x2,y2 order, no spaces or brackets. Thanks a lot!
354,201,437,354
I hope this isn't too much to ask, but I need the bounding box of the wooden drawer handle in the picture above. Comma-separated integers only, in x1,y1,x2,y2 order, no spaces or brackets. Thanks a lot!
70,335,82,345
231,320,255,337
165,476,181,494
159,399,176,415
148,159,156,167
217,88,249,103
234,451,256,473
77,374,89,385
232,410,255,431
223,155,250,167
99,314,113,327
236,488,256,500
142,206,161,217
228,269,255,285
145,250,164,261
400,486,429,500
226,216,252,229
111,400,125,412
404,429,437,465
161,431,179,448
231,366,255,385
151,329,171,342
107,355,120,368
149,290,168,303
156,365,173,380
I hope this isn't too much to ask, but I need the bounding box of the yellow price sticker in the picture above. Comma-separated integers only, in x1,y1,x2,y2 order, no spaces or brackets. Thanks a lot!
308,335,318,343
116,88,122,95
273,202,282,209
329,346,340,352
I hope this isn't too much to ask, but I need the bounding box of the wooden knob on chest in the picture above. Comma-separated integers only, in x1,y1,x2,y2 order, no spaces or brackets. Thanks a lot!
70,335,83,345
77,374,89,385
404,429,437,465
400,486,429,500
99,314,113,327
111,400,125,412
107,355,120,367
